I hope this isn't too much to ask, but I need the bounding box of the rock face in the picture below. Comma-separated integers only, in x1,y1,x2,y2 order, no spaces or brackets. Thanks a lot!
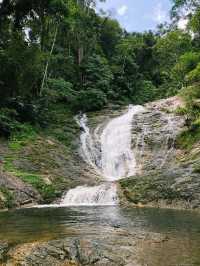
120,96,200,209
0,172,41,208
132,98,185,174
5,227,167,266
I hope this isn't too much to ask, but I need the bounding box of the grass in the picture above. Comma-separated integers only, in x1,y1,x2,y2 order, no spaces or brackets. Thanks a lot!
18,173,58,202
176,128,200,149
3,122,60,203
120,174,184,204
176,84,200,149
9,124,38,151
44,103,79,149
1,102,80,207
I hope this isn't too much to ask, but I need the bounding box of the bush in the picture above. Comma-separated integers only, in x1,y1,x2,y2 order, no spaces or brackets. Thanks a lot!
186,63,200,84
0,108,21,137
9,124,37,150
72,89,108,112
133,80,158,104
0,187,14,208
19,173,57,203
47,78,75,102
172,52,200,84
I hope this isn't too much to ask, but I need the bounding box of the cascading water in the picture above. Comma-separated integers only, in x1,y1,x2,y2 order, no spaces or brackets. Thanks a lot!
61,184,118,206
100,105,145,181
61,105,144,206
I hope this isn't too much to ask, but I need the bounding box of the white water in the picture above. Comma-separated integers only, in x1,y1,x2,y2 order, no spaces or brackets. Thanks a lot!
75,114,100,171
61,105,144,206
101,105,144,181
61,183,118,206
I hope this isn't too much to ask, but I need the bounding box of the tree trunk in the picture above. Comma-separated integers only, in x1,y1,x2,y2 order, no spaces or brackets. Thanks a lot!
40,25,58,96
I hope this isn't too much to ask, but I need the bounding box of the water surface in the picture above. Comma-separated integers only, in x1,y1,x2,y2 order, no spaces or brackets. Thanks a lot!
0,206,200,265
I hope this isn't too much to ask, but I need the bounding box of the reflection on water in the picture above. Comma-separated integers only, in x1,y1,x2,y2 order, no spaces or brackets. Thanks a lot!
0,206,200,265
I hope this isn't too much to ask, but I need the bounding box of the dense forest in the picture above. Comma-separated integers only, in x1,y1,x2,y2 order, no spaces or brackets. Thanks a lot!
0,0,200,138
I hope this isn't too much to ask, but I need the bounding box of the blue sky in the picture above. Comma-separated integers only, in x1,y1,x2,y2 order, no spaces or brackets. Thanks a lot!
97,0,172,32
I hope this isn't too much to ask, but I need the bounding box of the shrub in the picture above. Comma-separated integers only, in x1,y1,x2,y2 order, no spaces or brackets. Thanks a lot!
19,173,57,202
133,80,158,104
186,63,200,84
47,78,75,102
72,89,108,112
0,108,21,137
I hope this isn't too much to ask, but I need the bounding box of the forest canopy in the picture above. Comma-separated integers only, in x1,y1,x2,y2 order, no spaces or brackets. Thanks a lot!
0,0,200,136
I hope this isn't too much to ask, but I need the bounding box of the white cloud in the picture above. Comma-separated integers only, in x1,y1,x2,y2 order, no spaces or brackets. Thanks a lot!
117,5,128,16
153,2,168,23
178,18,188,30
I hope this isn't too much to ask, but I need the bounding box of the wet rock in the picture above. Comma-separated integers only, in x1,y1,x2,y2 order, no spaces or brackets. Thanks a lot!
119,97,200,209
0,242,9,262
7,228,149,266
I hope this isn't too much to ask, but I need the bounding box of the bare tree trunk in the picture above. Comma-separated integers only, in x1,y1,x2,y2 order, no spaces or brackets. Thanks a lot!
78,46,84,65
40,25,58,96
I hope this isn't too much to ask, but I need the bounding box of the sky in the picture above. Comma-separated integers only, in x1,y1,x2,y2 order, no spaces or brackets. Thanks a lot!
97,0,172,32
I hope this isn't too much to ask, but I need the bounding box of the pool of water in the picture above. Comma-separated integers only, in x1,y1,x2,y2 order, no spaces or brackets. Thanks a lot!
0,206,200,265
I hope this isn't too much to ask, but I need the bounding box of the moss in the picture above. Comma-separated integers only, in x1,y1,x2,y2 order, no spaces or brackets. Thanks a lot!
4,154,61,204
120,175,184,204
15,172,59,203
9,124,38,151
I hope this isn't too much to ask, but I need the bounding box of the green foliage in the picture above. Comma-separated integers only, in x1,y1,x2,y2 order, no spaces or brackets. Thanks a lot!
0,187,14,208
176,127,200,149
0,108,21,137
189,7,200,34
44,102,79,148
47,78,75,102
0,0,200,150
180,84,200,104
186,63,200,83
9,124,37,151
120,175,183,204
19,173,57,202
177,85,200,148
100,18,123,58
133,80,158,104
155,30,192,73
82,54,113,93
74,89,107,112
172,52,200,85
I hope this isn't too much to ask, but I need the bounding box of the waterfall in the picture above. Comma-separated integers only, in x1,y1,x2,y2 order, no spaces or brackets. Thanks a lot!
61,105,144,206
100,105,145,181
61,183,118,206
